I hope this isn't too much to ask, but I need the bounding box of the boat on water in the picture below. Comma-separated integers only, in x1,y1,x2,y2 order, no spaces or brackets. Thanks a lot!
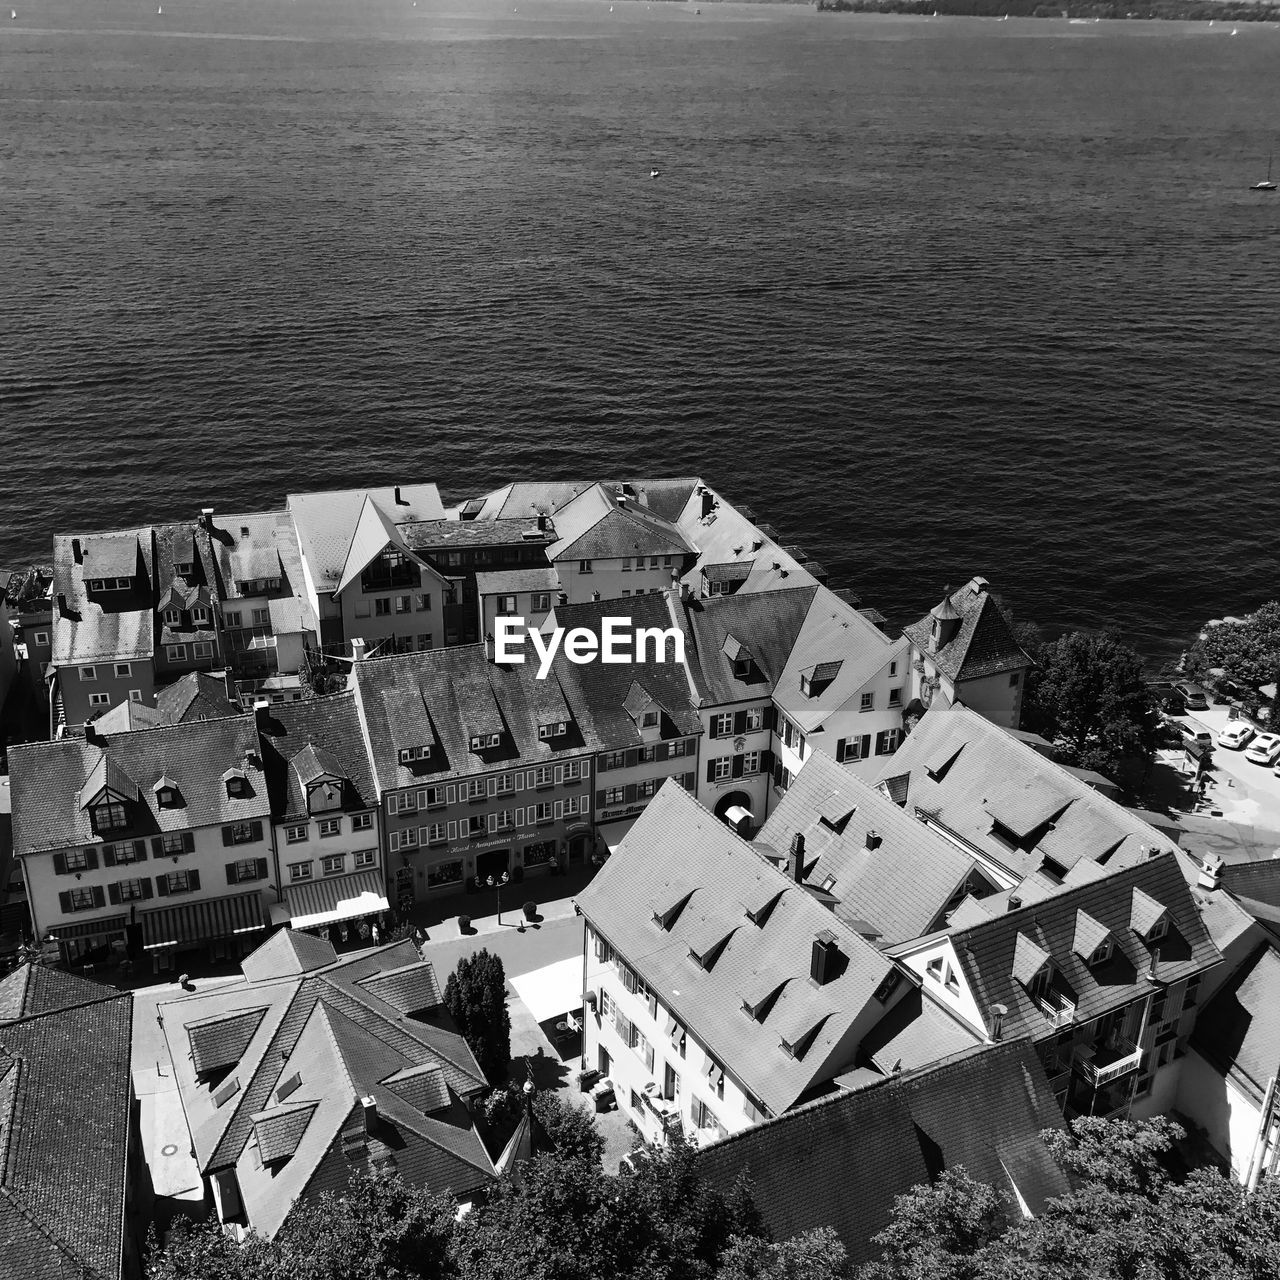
1252,153,1277,191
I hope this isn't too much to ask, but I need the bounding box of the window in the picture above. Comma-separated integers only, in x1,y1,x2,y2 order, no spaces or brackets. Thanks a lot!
926,955,945,983
163,871,196,895
192,606,209,625
80,666,97,682
605,787,625,806
744,707,763,731
1010,672,1021,687
114,663,131,678
62,849,93,873
229,859,265,884
66,886,101,912
579,559,592,574
639,745,657,763
711,713,733,738
164,609,182,625
1147,916,1168,942
352,812,373,831
1184,976,1201,1009
742,751,759,774
174,560,193,576
390,827,420,851
167,644,187,661
427,823,447,845
223,610,242,627
888,688,903,708
641,709,659,729
637,779,657,799
285,824,308,843
193,641,213,659
116,878,148,902
222,821,262,846
466,779,486,802
535,802,553,824
355,849,376,867
374,598,392,616
395,595,412,614
494,810,514,831
318,818,341,838
713,757,732,781
251,607,269,626
88,692,111,708
889,660,898,677
160,833,189,856
321,854,344,875
417,633,433,651
34,629,49,644
663,1061,680,1101
415,593,432,612
563,760,584,780
874,729,900,756
539,722,566,740
129,689,143,702
466,815,486,837
494,774,515,796
1027,965,1051,1005
288,861,312,881
532,592,551,612
92,801,129,834
669,739,688,758
622,557,632,571
1089,938,1114,966
427,859,464,889
860,692,874,712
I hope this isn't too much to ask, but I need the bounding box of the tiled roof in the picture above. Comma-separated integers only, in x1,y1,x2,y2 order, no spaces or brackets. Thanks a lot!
550,594,702,747
546,483,693,561
473,567,560,595
937,852,1222,1045
1221,859,1280,910
356,960,443,1015
0,963,122,1023
576,783,897,1116
1191,944,1280,1105
155,671,242,723
755,750,975,946
51,531,155,665
334,496,421,597
352,643,603,793
858,987,984,1073
401,517,554,553
161,935,491,1237
695,1039,1070,1270
204,510,302,600
903,580,1031,683
775,589,905,734
0,965,133,1280
469,478,699,524
876,701,1174,882
287,484,445,593
677,587,817,707
188,1006,270,1075
256,694,378,822
8,713,268,856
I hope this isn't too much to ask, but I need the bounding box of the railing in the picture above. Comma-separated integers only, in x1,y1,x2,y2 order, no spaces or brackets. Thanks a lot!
1076,1034,1143,1089
1037,997,1077,1029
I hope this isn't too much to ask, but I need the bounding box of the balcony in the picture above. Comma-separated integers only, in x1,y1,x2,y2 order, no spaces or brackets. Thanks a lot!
1075,1033,1143,1089
1035,994,1077,1029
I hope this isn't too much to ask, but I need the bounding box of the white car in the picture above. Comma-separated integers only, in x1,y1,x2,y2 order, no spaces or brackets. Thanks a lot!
1218,723,1257,751
1243,733,1280,766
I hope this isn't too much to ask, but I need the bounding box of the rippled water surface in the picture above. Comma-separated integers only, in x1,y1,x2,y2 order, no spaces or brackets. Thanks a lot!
2,0,1279,660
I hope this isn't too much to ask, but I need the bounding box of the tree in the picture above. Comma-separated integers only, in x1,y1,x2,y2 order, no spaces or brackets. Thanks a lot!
531,1090,605,1164
1191,601,1280,692
444,948,512,1082
1020,630,1157,779
718,1228,851,1280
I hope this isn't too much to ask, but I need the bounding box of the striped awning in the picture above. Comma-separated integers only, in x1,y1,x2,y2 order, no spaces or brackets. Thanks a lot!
141,892,267,951
283,868,389,931
47,914,128,942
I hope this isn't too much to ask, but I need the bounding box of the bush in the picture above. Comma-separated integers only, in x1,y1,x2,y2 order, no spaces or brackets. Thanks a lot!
523,900,537,920
458,914,471,933
532,1092,605,1163
444,948,511,1081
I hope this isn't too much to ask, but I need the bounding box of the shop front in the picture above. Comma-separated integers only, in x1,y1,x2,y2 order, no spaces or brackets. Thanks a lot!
140,891,268,972
273,868,390,950
46,913,128,968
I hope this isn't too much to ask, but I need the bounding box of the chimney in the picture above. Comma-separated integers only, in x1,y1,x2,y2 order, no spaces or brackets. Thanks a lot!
351,638,367,663
701,490,714,519
84,720,101,746
1146,844,1162,860
680,580,693,603
1146,946,1161,984
537,513,548,532
1197,853,1225,891
361,1095,377,1132
71,537,83,564
811,932,836,985
200,507,215,530
57,592,69,617
789,832,805,883
1007,895,1022,912
864,830,881,851
989,1003,1008,1042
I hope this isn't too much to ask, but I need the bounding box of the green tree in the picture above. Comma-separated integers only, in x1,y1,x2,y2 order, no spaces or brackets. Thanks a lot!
531,1090,605,1164
444,948,512,1082
1193,601,1280,692
718,1227,851,1280
1020,630,1157,779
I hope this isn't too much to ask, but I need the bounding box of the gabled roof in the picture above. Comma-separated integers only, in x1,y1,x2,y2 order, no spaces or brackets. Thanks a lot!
1191,944,1280,1105
577,783,897,1116
903,579,1032,683
1071,909,1112,960
876,701,1175,882
694,1039,1071,1270
161,935,492,1237
0,965,134,1280
356,960,443,1015
188,1007,270,1075
755,750,975,946
934,853,1221,1044
155,671,242,723
334,495,421,597
204,509,306,603
545,483,693,561
52,530,155,666
467,478,699,524
8,713,268,855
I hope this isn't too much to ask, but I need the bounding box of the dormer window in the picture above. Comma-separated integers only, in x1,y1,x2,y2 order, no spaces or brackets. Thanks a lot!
1130,888,1169,944
800,674,813,697
192,605,210,625
1026,963,1051,1005
470,733,501,752
733,658,751,679
398,745,431,765
641,710,659,729
153,776,181,808
175,561,193,577
538,722,567,741
164,609,182,626
1146,916,1167,942
1089,938,1114,966
91,800,129,834
224,770,250,799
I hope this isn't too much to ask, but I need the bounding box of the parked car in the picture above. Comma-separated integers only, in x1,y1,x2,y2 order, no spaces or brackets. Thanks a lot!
1174,682,1210,711
1244,733,1280,766
1160,691,1187,716
1218,723,1257,751
1182,726,1213,750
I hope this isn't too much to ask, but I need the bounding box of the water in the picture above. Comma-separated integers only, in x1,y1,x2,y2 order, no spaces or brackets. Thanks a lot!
2,1,1279,664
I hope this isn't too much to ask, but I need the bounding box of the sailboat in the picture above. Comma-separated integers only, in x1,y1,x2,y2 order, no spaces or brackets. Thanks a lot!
1252,153,1277,192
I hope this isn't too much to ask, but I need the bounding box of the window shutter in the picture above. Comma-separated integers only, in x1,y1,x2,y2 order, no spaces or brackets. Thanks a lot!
108,882,122,905
447,820,458,840
256,858,268,880
221,826,232,847
84,848,99,870
526,771,535,789
417,825,428,845
446,784,457,804
623,750,637,770
389,830,401,853
92,886,106,908
655,743,669,762
188,869,200,891
156,876,170,897
418,790,429,808
488,777,497,797
488,813,497,833
554,766,564,784
53,852,67,875
797,733,806,757
58,890,72,912
514,773,523,792
773,760,784,787
860,734,872,759
555,801,564,819
731,754,745,779
624,784,637,805
706,759,716,783
133,840,148,862
249,821,263,841
141,878,154,899
733,710,747,735
515,807,524,826
764,705,777,731
761,749,775,774
102,846,116,868
596,789,606,808
183,832,195,853
580,758,590,778
836,738,847,762
226,863,238,885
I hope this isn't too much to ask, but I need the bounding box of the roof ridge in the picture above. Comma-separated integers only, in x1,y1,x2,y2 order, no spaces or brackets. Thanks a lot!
0,984,131,1028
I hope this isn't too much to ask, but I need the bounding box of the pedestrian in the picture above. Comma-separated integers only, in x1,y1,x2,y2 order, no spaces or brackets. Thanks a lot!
371,923,381,946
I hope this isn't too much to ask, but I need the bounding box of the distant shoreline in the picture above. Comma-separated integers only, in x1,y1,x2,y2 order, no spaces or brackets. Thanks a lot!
812,0,1280,20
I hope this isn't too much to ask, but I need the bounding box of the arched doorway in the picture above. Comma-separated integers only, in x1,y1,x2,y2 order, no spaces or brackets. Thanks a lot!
714,791,754,837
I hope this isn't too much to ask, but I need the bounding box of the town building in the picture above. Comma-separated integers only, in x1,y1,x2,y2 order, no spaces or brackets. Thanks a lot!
2,564,53,687
475,566,559,644
91,670,242,734
548,592,703,848
753,749,979,947
694,1040,1071,1271
8,713,275,969
876,853,1222,1122
0,965,143,1279
159,930,494,1239
0,583,17,716
256,694,387,940
903,578,1033,729
350,642,602,909
576,782,910,1147
286,482,447,653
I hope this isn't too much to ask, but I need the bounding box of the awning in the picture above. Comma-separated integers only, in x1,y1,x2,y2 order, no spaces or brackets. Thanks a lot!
510,956,584,1024
142,892,267,951
602,815,640,854
47,914,128,942
283,869,389,931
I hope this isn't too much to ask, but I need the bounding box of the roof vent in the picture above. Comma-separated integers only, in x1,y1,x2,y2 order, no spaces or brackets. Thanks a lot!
989,1003,1008,1042
1007,895,1022,912
57,592,69,617
811,931,838,985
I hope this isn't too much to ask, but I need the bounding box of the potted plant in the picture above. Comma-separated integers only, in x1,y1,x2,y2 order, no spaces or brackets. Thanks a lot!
523,901,537,922
458,913,471,934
